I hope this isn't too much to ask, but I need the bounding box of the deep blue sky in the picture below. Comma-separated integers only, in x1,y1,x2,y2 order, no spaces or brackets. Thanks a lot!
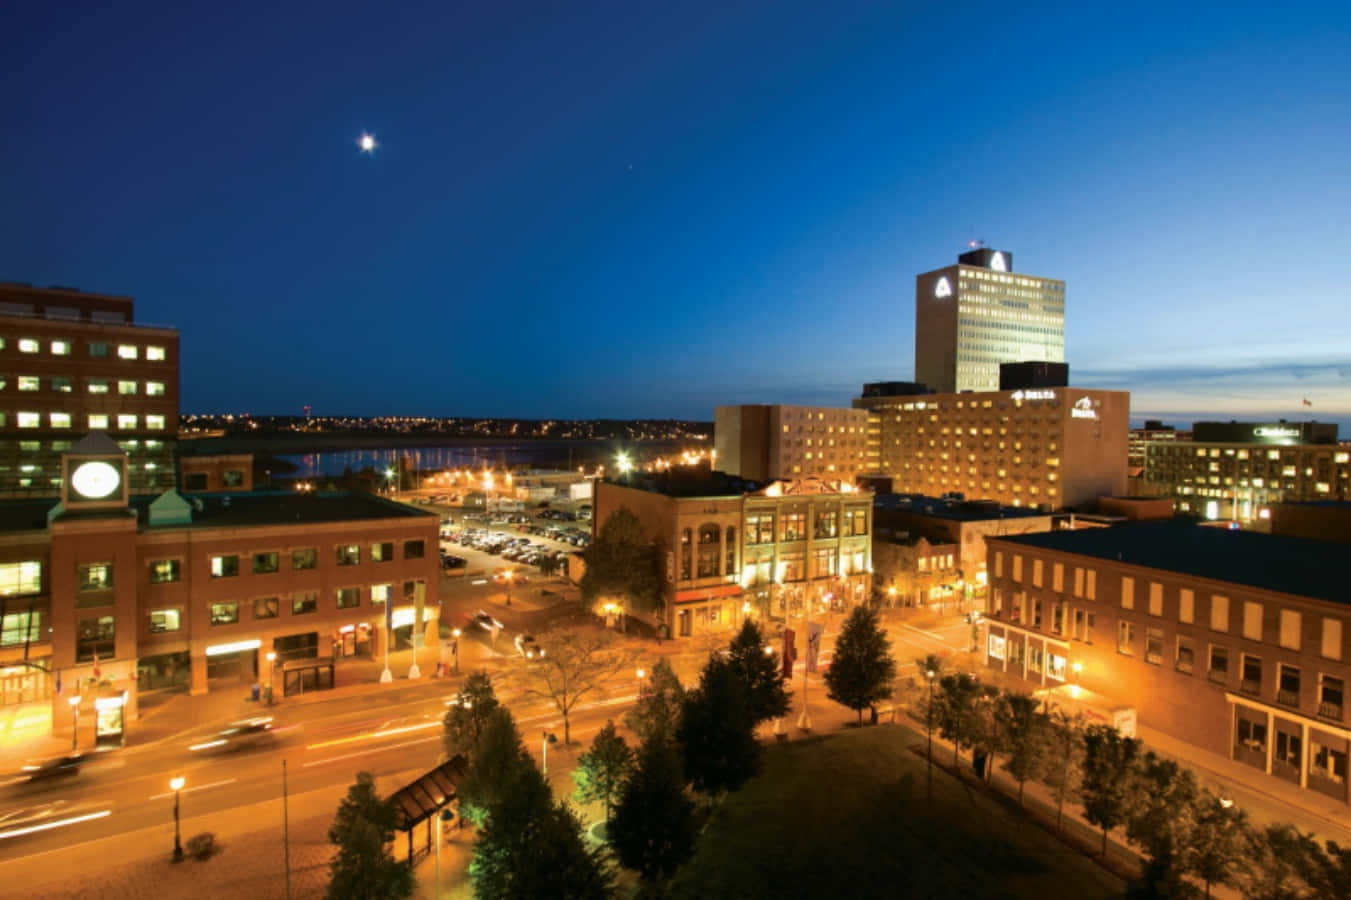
5,2,1350,426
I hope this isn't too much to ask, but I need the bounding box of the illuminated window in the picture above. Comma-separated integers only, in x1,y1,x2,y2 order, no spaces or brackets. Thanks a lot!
88,377,109,394
147,346,166,361
18,339,39,353
371,584,391,604
337,587,360,609
52,376,72,392
292,593,318,615
254,597,279,619
50,412,71,429
210,602,239,625
336,544,361,566
210,555,240,578
17,412,39,428
17,376,38,391
148,559,180,584
117,414,137,429
291,548,317,570
118,380,138,395
0,560,43,595
117,344,138,360
148,609,181,633
146,381,166,396
146,415,166,430
51,340,70,355
79,563,114,591
88,414,109,429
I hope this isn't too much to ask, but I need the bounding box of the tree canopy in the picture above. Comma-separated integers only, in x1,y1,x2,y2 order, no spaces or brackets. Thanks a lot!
515,628,635,745
442,670,500,762
610,729,696,884
580,507,663,614
625,657,686,743
1080,724,1144,857
326,771,414,900
677,653,760,804
572,720,635,823
824,605,896,723
726,619,792,726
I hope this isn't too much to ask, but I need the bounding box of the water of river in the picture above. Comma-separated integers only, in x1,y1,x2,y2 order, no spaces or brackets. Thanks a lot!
275,440,641,479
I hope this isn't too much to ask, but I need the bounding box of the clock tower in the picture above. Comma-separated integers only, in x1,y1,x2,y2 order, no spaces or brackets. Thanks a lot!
61,432,129,510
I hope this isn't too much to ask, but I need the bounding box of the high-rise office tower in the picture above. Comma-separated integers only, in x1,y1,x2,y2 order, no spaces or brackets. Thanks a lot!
914,248,1065,394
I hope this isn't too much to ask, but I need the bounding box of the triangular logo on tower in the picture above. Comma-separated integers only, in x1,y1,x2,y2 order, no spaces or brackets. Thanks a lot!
934,277,952,298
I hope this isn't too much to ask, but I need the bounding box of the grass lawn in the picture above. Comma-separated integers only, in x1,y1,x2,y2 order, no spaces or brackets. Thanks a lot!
666,726,1125,899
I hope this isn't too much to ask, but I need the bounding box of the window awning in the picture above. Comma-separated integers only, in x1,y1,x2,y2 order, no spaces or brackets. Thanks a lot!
390,755,468,831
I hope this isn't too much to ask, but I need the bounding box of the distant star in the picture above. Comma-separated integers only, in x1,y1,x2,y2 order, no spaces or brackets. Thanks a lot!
358,132,377,154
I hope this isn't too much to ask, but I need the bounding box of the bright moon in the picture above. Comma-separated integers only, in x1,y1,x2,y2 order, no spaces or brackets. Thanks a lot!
358,133,377,154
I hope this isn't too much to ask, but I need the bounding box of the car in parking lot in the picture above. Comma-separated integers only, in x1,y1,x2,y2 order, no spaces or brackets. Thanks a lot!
441,555,467,569
514,633,545,659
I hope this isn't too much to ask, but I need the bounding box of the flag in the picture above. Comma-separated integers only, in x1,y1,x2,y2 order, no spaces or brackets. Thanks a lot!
781,627,797,678
1302,398,1313,407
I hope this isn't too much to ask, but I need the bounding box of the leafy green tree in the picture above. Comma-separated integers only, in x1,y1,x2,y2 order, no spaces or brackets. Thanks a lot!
471,735,613,899
580,507,662,614
1245,823,1321,900
1307,838,1351,898
1042,709,1086,832
935,672,992,766
572,720,635,824
677,653,760,807
459,706,535,824
997,692,1050,804
610,730,697,883
326,772,414,900
824,605,897,724
726,619,791,726
442,670,500,762
1187,790,1250,899
1080,724,1144,858
1126,753,1201,897
625,658,685,743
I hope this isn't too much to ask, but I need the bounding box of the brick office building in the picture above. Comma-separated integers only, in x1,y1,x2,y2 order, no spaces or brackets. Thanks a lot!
983,521,1351,807
714,404,870,482
0,434,440,747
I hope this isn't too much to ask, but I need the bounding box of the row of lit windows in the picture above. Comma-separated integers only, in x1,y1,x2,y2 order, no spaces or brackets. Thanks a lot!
2,338,168,360
5,375,167,395
8,412,166,430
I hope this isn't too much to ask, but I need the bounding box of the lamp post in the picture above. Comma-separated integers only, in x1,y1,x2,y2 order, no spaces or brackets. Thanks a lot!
925,669,937,797
385,466,397,498
541,731,558,776
170,776,185,862
265,651,277,706
796,590,813,732
68,695,81,752
504,570,513,607
451,627,461,675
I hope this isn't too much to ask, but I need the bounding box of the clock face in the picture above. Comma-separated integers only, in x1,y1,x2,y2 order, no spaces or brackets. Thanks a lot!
71,461,121,499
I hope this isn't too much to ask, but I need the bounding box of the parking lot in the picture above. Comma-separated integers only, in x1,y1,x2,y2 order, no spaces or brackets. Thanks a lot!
432,504,591,577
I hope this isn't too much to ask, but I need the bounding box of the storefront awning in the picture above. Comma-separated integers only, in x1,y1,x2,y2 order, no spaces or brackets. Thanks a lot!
674,584,742,604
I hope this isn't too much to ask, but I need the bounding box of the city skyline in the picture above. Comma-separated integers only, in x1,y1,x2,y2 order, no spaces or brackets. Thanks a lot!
5,2,1350,427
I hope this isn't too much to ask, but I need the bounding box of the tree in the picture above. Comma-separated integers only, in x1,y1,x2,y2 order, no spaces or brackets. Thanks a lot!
471,728,613,899
580,507,662,614
934,672,992,766
1186,790,1250,899
442,670,500,762
1080,724,1143,858
625,657,685,743
824,605,897,724
677,653,760,807
609,730,697,883
1245,823,1320,900
1042,709,1085,832
326,771,414,900
1126,753,1201,897
571,720,635,824
515,628,635,745
459,706,535,823
726,618,791,726
537,554,560,577
997,692,1050,804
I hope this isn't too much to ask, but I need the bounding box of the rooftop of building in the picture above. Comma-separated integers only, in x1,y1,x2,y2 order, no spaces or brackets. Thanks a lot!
874,493,1049,522
991,520,1345,604
0,490,436,534
607,469,765,498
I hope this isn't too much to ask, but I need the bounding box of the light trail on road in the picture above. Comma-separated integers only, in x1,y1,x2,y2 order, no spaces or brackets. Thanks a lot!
301,735,439,768
304,719,441,751
0,809,112,841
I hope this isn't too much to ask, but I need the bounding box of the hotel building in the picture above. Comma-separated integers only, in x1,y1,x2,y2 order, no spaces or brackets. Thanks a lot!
593,473,873,639
983,521,1351,808
1141,421,1348,524
915,248,1065,394
853,384,1129,510
0,283,178,497
0,434,440,747
714,404,870,482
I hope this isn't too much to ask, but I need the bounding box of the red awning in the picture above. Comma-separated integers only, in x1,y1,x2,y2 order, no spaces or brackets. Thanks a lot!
674,584,742,604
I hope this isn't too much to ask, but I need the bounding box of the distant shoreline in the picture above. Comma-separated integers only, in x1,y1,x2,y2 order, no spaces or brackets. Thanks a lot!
180,432,706,457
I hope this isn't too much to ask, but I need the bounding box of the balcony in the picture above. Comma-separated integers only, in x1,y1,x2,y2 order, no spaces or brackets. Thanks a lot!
1240,678,1261,695
1319,701,1343,721
1277,689,1300,707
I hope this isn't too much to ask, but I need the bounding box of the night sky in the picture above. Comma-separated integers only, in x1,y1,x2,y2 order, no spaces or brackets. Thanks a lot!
5,2,1349,426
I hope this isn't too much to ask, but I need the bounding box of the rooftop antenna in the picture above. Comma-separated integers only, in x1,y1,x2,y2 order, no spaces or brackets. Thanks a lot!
967,237,986,250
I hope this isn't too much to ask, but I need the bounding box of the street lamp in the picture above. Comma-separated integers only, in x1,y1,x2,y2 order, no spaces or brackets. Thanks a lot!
385,466,397,497
636,667,646,698
170,775,186,862
925,669,937,797
68,695,81,752
265,651,277,706
504,570,514,607
615,452,633,477
451,627,462,675
541,731,558,776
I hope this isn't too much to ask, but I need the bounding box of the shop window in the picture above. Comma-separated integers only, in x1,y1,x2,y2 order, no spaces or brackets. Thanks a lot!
0,560,42,595
337,588,360,609
148,559,180,584
1311,741,1348,784
210,602,239,625
292,548,318,570
253,552,279,575
254,597,279,619
371,542,394,563
336,545,360,566
404,540,425,559
1237,717,1267,751
780,514,805,542
148,608,181,633
79,563,113,591
210,554,239,578
1276,731,1301,767
76,615,115,661
292,593,318,615
988,634,1006,660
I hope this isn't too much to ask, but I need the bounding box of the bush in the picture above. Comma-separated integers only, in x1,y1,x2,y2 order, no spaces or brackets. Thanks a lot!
185,832,220,861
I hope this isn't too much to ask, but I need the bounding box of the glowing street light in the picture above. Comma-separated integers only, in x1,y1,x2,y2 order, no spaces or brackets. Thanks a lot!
451,627,462,675
615,452,633,476
385,467,397,497
358,132,377,154
170,775,186,862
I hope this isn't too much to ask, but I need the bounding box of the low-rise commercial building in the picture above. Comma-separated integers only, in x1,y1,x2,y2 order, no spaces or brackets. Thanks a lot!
593,473,873,639
983,521,1351,808
854,385,1129,510
0,435,440,747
